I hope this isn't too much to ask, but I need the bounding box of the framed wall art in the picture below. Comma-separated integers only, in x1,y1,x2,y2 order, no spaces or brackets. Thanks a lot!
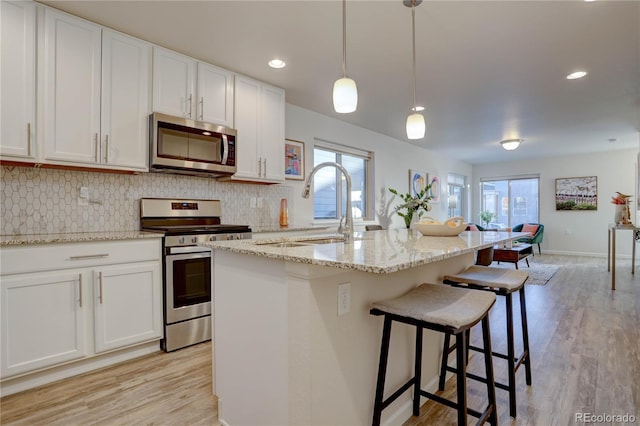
285,139,305,180
555,176,597,210
429,175,441,203
409,170,428,196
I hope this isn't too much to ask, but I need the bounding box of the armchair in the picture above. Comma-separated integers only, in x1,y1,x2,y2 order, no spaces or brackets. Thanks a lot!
512,223,544,254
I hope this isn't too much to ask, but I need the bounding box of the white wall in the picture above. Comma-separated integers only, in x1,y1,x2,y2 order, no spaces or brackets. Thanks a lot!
472,149,638,256
285,104,473,230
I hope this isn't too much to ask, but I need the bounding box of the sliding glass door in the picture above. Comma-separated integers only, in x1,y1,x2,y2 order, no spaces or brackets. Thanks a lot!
480,176,539,228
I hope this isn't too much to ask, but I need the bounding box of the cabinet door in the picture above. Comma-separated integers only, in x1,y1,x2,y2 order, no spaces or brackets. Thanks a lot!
1,271,87,378
197,62,234,127
41,8,102,164
101,30,150,170
93,262,162,353
260,84,286,182
152,47,195,118
0,0,36,160
233,75,261,179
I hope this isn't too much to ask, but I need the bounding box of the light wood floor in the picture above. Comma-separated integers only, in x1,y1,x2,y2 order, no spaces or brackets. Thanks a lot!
1,255,638,425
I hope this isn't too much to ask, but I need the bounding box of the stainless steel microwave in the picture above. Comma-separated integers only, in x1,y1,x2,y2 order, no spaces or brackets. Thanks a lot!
150,113,237,178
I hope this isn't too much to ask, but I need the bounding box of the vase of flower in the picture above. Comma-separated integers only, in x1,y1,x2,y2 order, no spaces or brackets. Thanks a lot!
389,186,433,229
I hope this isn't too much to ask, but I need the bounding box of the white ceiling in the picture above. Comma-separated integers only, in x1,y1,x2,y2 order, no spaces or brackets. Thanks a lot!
41,0,640,164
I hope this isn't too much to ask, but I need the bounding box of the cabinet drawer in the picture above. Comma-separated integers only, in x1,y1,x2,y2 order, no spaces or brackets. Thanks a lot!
1,239,162,275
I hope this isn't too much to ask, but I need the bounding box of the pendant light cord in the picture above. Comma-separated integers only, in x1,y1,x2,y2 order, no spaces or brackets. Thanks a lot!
342,0,347,77
411,1,417,110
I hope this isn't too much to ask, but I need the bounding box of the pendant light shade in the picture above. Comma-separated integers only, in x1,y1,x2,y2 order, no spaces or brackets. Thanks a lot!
405,0,424,139
333,77,358,113
406,113,425,139
333,0,357,114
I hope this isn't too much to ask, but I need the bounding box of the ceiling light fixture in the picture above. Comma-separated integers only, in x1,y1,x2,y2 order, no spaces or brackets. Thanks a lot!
333,0,357,113
566,71,588,80
268,59,286,69
500,138,523,151
405,0,425,140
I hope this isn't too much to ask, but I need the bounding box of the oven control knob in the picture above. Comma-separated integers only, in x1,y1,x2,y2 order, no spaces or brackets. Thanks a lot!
178,237,185,244
209,236,217,242
191,237,198,243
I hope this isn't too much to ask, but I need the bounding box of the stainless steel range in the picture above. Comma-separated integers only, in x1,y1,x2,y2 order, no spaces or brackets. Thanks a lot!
140,198,251,352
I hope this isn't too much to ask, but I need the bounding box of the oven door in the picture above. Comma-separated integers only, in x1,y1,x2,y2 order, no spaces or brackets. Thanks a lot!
165,247,212,324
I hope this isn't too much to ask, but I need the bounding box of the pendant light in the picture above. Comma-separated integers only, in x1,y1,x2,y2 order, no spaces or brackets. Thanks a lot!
333,0,358,113
405,0,425,139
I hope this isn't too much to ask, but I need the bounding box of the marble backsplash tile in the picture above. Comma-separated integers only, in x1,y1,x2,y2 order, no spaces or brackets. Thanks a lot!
0,166,293,235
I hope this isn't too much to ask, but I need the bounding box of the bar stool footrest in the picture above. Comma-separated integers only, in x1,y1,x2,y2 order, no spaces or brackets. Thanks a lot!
380,377,417,412
419,390,492,423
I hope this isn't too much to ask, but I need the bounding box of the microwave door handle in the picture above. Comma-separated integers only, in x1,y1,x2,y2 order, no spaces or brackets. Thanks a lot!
221,134,229,165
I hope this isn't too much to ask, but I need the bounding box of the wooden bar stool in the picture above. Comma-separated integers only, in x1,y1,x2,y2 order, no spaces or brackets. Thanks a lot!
440,265,531,418
370,283,498,426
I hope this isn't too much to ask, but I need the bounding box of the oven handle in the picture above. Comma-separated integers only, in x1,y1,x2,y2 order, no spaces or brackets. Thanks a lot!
166,246,212,255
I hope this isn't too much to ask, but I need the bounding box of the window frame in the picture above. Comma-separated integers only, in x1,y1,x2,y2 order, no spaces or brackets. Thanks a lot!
312,138,375,222
479,174,540,228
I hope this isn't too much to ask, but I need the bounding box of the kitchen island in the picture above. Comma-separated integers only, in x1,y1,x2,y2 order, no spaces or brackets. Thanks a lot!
206,229,524,425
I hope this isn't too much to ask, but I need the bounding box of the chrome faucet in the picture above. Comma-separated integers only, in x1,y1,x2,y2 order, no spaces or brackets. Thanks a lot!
302,162,353,242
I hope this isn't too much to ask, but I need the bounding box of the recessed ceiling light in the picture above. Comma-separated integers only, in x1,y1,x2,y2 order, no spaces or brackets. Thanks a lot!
566,71,588,80
268,59,286,69
584,0,596,2
412,106,425,112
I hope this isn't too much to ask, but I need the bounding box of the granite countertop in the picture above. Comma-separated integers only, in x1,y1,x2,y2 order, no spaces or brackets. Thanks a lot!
206,229,527,274
0,231,164,246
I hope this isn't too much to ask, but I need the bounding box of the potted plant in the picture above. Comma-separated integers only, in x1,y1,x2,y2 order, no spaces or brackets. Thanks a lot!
479,210,496,228
389,185,433,229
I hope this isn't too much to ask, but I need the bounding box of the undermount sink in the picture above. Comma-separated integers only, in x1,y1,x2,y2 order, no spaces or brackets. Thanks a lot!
303,237,347,244
255,241,310,248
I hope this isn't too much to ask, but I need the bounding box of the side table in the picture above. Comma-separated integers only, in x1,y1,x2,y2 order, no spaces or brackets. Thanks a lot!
607,224,639,290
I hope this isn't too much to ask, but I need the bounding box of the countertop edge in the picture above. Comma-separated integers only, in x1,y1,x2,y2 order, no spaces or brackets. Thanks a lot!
0,231,165,246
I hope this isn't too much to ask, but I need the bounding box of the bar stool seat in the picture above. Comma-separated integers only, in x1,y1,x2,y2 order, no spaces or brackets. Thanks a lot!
370,283,498,425
440,265,531,418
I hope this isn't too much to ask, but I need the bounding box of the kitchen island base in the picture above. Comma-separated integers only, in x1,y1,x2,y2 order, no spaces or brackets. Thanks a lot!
213,250,476,425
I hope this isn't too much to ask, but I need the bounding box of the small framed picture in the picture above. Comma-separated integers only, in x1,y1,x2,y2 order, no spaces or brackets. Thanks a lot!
285,139,305,180
409,170,428,196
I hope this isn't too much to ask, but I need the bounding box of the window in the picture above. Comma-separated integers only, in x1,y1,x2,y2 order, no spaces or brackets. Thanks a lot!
312,139,374,221
447,173,466,219
480,175,539,228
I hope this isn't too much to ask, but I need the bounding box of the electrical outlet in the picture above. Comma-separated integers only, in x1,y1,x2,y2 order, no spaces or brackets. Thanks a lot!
337,282,351,316
79,186,89,198
250,197,257,208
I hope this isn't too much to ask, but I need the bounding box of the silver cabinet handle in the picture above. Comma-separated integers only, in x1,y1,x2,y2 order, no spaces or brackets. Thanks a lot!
94,133,99,163
104,134,109,163
78,273,83,308
69,253,110,261
27,123,32,156
187,94,193,118
98,271,103,304
258,157,262,177
200,96,204,120
263,158,267,177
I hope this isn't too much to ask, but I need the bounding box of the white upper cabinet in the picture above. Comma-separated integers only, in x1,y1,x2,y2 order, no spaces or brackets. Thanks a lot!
101,30,150,170
197,62,234,126
152,47,234,128
41,7,102,165
152,47,195,119
231,75,285,183
0,0,36,161
40,7,150,171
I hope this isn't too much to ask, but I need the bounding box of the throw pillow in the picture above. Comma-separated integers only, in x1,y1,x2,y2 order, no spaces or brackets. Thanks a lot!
521,224,539,236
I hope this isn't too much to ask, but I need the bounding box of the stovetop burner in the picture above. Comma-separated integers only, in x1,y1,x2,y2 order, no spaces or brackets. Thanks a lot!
140,198,251,246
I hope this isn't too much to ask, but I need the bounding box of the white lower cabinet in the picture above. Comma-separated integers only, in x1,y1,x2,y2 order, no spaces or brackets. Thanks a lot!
1,270,88,377
0,239,163,384
93,262,162,353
